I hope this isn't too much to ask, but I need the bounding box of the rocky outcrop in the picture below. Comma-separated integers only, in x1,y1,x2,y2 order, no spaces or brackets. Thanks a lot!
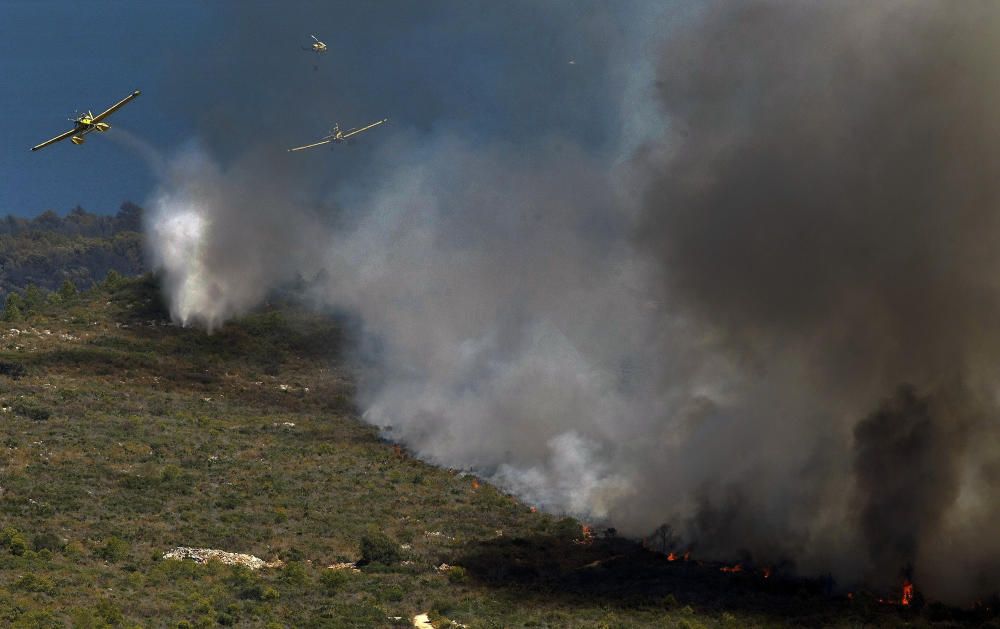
162,547,284,570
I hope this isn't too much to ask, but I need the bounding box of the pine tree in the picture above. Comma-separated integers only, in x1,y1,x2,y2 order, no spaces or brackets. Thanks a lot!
22,284,44,312
3,293,23,322
59,279,78,302
103,269,123,289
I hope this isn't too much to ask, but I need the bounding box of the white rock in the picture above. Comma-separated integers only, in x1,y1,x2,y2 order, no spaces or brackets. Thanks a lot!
412,614,434,629
163,547,283,570
326,561,361,573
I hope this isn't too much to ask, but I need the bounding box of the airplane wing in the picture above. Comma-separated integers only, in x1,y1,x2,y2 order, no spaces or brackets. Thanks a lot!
91,90,141,124
341,118,388,139
31,128,78,152
287,138,334,152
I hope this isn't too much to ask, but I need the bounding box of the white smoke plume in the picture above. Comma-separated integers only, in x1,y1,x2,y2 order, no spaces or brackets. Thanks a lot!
144,0,1000,604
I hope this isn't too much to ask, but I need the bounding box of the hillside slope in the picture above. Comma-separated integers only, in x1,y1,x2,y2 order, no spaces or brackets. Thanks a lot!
0,277,986,628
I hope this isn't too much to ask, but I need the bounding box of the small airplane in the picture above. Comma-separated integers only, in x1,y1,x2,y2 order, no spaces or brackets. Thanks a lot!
287,118,388,152
304,35,327,53
31,90,141,152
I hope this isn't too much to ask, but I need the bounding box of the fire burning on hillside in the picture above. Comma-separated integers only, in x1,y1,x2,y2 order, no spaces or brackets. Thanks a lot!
147,0,1000,607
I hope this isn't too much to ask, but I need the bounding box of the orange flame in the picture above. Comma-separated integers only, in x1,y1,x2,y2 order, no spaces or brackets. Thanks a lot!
667,552,678,561
762,567,772,579
683,551,690,561
901,580,914,607
471,478,480,490
720,564,743,573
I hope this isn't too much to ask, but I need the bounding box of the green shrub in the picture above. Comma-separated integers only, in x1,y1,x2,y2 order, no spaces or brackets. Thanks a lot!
236,575,276,602
31,532,63,553
261,586,280,601
446,565,467,583
359,528,400,565
552,516,581,541
377,584,405,602
96,536,129,562
280,561,308,586
11,610,61,629
319,568,351,591
675,619,709,629
64,540,85,558
12,401,51,421
14,572,55,593
92,599,124,626
1,527,28,555
160,464,182,481
0,361,26,379
429,598,457,618
226,565,256,589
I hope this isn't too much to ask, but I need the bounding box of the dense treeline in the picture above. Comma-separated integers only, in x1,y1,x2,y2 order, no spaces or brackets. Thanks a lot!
0,203,146,305
0,203,142,237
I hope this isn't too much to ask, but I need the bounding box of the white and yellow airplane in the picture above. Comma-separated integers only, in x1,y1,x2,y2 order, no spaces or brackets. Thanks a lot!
304,34,327,53
31,90,141,152
287,118,388,152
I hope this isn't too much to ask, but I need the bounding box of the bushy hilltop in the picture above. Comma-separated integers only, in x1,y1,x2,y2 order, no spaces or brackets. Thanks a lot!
0,276,989,628
0,204,145,303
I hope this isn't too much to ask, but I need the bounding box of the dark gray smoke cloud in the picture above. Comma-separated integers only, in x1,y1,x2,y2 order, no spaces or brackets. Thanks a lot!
145,0,1000,603
637,0,1000,603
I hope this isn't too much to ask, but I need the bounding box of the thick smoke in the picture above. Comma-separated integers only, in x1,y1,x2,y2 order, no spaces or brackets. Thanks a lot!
637,0,1000,602
145,1,1000,603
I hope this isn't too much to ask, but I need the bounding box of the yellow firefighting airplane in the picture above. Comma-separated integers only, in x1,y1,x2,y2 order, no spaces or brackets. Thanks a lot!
30,90,141,152
287,118,388,152
304,35,327,53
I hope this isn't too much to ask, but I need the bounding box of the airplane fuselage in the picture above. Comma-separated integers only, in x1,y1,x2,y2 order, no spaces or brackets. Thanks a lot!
69,116,111,144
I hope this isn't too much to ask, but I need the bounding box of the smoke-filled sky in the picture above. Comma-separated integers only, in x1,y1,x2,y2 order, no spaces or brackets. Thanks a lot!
17,0,1000,605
